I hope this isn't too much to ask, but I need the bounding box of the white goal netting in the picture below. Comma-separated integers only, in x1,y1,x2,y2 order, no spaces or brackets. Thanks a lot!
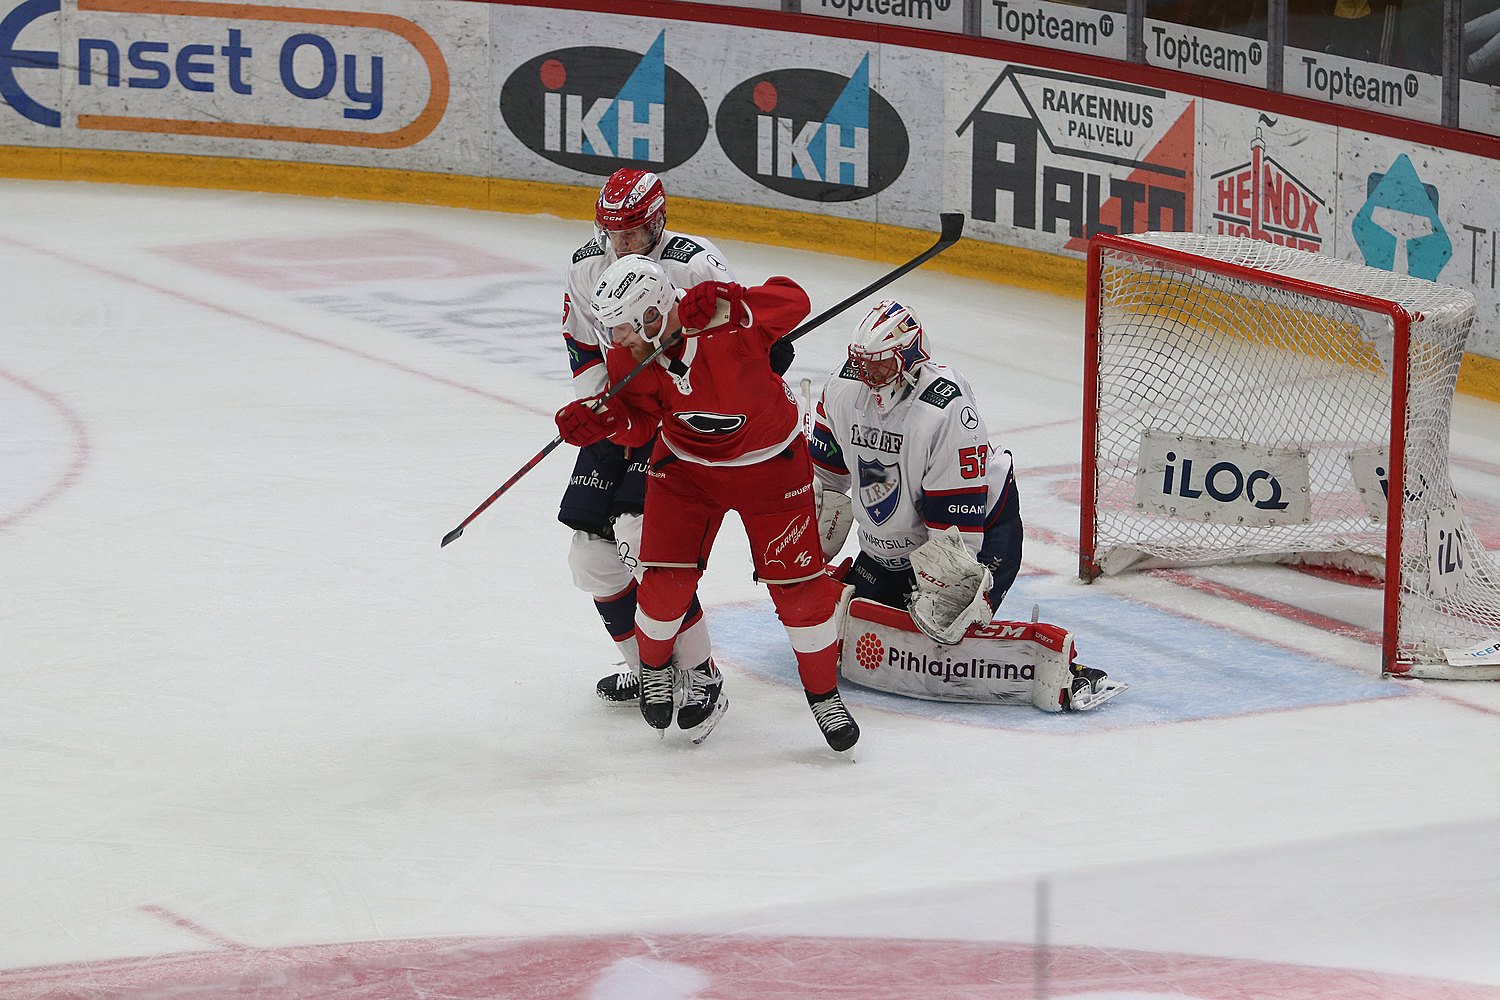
1083,232,1500,677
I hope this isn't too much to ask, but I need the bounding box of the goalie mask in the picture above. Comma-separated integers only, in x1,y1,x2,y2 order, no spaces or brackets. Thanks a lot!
592,254,678,347
595,169,667,257
848,299,930,409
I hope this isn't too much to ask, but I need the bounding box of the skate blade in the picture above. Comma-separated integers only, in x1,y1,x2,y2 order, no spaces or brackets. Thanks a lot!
686,696,729,746
1069,680,1127,712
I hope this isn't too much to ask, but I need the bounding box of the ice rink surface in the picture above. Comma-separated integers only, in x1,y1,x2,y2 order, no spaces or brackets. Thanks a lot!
3,180,1500,999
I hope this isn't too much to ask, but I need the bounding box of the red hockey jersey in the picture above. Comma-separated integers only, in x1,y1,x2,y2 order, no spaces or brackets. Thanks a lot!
605,277,809,466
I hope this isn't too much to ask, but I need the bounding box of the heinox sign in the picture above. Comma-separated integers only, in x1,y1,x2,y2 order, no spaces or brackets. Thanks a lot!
716,53,908,201
1210,117,1325,252
500,30,708,174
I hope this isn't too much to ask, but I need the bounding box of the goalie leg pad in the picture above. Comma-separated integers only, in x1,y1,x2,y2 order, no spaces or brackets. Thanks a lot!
814,486,853,561
1031,647,1071,713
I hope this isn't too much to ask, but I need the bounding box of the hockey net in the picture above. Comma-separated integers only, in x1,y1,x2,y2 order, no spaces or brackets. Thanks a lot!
1080,232,1500,679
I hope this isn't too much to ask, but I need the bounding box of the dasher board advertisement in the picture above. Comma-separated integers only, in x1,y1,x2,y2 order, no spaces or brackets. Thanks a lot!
947,56,1196,257
1283,46,1442,125
0,0,490,171
491,10,945,232
979,0,1127,61
796,0,964,36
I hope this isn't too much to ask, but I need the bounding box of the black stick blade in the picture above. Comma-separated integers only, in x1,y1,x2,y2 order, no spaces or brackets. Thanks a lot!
938,212,965,244
440,526,464,548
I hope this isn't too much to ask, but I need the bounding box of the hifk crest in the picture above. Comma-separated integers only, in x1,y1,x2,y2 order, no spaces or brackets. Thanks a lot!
858,456,902,525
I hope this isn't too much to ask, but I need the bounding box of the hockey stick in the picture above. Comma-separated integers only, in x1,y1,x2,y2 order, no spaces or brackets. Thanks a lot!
439,212,965,548
782,211,965,346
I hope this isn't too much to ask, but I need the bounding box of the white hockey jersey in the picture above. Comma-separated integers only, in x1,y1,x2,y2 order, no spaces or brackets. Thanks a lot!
561,229,733,399
811,362,1014,571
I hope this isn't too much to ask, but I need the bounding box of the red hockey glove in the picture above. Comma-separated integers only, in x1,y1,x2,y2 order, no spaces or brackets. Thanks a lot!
678,280,746,334
555,395,623,447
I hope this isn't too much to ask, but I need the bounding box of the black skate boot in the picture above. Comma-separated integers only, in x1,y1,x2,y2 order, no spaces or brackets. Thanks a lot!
806,687,859,752
638,661,676,731
596,666,640,704
1064,662,1125,712
676,659,728,745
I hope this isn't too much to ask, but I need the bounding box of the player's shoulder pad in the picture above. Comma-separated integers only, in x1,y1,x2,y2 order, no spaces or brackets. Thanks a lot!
572,239,605,265
659,235,707,264
918,377,963,409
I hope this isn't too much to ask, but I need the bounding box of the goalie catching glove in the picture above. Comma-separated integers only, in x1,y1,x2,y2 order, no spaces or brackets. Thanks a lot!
813,485,852,560
907,525,993,645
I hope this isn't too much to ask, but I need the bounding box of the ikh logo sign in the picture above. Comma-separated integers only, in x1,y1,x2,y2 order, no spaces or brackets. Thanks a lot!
717,53,908,201
0,0,448,146
500,30,708,174
1210,117,1325,251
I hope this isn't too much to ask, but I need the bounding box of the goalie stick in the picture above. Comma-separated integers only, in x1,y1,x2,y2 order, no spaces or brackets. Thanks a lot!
439,212,966,548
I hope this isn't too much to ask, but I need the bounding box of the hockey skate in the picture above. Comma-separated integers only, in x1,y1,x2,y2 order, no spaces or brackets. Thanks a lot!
638,661,676,731
806,687,860,752
676,659,728,745
595,665,640,704
1064,662,1126,712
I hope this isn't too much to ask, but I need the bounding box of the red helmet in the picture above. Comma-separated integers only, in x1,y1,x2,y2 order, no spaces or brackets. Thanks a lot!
595,169,666,256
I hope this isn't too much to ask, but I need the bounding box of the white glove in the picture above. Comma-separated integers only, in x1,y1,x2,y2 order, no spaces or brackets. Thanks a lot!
813,485,853,560
907,525,993,645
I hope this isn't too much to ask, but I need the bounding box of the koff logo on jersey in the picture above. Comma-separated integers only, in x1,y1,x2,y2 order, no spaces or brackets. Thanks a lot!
716,53,909,202
500,30,709,174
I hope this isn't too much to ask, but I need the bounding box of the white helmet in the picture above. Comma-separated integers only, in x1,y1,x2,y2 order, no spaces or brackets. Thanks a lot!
848,299,929,391
592,254,678,346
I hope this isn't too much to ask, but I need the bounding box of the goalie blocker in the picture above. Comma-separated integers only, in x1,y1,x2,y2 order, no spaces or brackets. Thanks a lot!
837,597,1124,712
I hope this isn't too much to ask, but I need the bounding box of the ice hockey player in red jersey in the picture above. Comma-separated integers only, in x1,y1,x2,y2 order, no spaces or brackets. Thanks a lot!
557,169,735,710
553,255,859,752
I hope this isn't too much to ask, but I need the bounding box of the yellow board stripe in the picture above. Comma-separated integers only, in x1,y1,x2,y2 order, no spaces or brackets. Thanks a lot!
4,145,1495,403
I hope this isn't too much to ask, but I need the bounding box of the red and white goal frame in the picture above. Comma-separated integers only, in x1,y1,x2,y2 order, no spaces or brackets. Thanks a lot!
1079,232,1500,679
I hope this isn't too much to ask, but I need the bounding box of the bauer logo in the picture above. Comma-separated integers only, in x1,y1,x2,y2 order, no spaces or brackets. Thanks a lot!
500,31,708,174
1135,431,1312,526
715,54,908,201
13,0,449,146
1210,117,1325,251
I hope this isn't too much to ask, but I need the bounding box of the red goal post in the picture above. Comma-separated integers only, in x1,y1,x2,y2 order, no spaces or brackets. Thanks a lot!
1080,232,1500,679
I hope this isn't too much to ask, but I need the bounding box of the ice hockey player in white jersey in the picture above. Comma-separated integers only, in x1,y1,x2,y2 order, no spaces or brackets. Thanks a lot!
557,169,729,717
809,299,1122,711
556,168,793,733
